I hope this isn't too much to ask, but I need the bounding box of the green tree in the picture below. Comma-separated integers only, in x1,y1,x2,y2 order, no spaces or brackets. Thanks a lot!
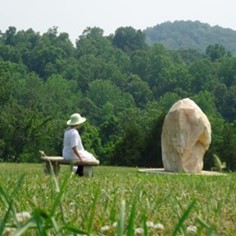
205,43,230,62
3,26,17,45
80,122,103,160
124,74,152,107
147,44,173,94
218,57,236,87
189,58,217,92
192,91,219,116
219,86,236,122
157,63,192,97
76,27,108,57
112,26,147,54
110,120,145,166
219,122,236,170
75,27,131,92
131,49,151,82
142,113,166,167
87,79,135,118
174,48,203,64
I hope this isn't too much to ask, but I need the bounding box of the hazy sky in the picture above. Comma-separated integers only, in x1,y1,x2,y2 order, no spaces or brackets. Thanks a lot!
1,0,235,43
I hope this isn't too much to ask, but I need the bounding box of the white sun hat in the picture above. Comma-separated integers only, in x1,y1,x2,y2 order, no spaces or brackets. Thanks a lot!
66,113,86,126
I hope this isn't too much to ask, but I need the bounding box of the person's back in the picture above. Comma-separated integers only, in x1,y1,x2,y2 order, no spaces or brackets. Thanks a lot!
63,128,84,161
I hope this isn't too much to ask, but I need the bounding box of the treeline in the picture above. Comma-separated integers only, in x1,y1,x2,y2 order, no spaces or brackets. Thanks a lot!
0,26,236,170
144,20,236,55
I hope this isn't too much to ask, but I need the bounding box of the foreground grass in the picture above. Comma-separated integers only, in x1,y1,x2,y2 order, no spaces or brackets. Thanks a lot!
0,163,236,235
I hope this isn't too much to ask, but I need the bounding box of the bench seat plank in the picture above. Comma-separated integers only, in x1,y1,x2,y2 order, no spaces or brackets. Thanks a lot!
39,150,99,176
41,156,99,166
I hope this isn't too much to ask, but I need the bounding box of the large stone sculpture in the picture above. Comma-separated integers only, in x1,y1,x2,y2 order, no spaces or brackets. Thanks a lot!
161,98,211,173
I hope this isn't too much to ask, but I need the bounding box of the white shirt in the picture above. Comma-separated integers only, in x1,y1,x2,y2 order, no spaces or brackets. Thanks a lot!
62,128,84,160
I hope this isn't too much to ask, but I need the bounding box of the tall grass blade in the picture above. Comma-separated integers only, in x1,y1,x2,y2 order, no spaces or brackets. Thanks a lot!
0,201,12,235
109,193,118,221
171,199,196,236
10,174,26,198
13,220,36,236
127,191,139,236
63,225,89,235
33,208,48,235
51,216,62,236
117,200,126,236
87,188,100,233
197,217,215,234
143,214,148,236
0,186,11,209
49,161,60,192
0,175,25,228
49,174,70,216
197,217,211,229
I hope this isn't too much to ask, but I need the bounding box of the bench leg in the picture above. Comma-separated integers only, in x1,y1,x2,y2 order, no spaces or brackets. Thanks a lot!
83,166,93,177
44,161,60,175
44,162,50,174
53,162,60,175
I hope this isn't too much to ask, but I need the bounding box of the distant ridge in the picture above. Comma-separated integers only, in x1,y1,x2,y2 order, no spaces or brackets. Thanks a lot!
143,20,236,54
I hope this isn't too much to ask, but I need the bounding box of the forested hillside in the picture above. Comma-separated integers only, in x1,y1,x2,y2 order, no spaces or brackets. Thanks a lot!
0,26,236,170
144,20,236,55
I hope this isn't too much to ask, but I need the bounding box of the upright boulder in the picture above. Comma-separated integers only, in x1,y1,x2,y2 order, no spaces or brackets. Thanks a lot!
161,98,211,173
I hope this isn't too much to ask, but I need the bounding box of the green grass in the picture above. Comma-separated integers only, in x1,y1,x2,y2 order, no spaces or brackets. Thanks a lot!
0,163,236,235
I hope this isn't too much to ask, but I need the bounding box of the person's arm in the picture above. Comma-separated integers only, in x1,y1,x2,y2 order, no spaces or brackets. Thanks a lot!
72,146,86,163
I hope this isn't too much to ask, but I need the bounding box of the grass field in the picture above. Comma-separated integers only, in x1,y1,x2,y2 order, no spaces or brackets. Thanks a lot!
0,163,236,235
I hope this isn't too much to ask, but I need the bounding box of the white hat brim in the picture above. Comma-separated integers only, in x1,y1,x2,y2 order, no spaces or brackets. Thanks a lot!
67,117,86,126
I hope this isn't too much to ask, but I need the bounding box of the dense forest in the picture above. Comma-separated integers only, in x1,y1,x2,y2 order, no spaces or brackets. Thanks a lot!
0,25,236,171
144,20,236,55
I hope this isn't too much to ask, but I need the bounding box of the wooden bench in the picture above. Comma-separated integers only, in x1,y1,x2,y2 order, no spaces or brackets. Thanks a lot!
39,150,100,177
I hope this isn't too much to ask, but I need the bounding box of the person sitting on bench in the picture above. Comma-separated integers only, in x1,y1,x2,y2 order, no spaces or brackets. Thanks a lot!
62,113,99,176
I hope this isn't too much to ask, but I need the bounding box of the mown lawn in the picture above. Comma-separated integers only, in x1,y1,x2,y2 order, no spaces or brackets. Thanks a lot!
0,163,236,235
